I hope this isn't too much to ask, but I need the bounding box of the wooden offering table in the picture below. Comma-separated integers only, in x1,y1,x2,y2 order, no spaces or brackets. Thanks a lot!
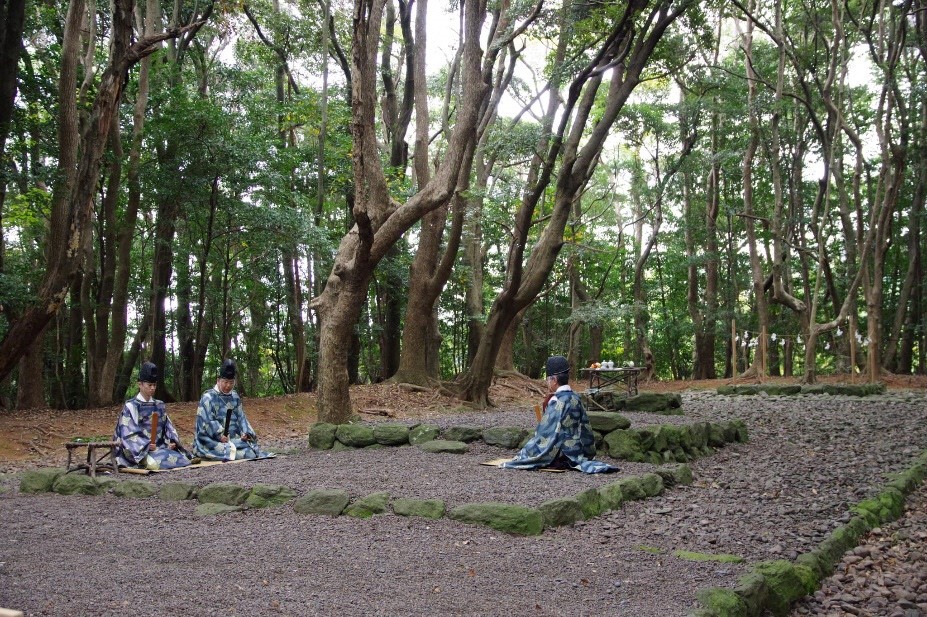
65,440,118,477
580,366,645,396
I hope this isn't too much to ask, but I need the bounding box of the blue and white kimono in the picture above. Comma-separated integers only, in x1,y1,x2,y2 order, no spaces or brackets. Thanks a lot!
502,386,617,474
113,395,192,469
193,386,268,460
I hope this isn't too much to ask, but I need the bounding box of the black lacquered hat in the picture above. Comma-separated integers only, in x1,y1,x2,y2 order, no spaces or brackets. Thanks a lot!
138,362,159,383
219,359,237,379
545,355,569,377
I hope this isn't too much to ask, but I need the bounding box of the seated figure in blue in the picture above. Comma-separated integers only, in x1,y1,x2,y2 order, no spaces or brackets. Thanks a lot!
113,362,192,470
502,355,617,474
193,359,270,460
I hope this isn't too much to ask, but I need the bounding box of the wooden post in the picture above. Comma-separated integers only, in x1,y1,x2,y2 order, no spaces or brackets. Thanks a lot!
759,326,767,382
731,320,737,376
849,315,857,383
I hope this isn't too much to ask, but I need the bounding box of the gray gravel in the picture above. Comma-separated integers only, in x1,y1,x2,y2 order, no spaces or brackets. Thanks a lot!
1,390,926,616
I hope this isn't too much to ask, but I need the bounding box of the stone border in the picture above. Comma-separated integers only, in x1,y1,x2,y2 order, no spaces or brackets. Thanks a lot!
307,416,748,466
17,462,696,536
691,449,927,616
716,383,886,397
13,417,746,537
581,391,684,415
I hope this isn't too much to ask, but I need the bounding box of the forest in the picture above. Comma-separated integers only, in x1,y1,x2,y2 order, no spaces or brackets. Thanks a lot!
0,0,924,423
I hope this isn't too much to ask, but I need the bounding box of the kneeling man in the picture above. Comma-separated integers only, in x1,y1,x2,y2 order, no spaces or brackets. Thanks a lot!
113,362,192,470
193,359,270,460
501,355,616,474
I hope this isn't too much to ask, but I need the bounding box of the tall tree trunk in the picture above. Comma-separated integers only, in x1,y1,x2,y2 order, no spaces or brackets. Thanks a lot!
311,0,490,423
96,0,156,404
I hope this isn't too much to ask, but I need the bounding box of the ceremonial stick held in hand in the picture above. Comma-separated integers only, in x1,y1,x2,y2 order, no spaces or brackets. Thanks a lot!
223,408,232,437
150,411,159,449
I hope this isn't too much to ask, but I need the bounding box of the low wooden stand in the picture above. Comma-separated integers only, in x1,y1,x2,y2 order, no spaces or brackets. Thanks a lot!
65,441,118,477
580,367,645,396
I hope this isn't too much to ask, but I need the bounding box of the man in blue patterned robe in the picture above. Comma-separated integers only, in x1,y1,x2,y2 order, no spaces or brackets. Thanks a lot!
193,359,270,460
502,355,616,474
113,362,192,470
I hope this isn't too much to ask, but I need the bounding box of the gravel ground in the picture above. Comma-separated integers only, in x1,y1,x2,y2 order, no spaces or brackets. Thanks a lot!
790,482,927,616
1,390,926,616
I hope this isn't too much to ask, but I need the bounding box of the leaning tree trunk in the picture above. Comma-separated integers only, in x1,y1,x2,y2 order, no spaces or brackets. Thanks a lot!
459,0,694,406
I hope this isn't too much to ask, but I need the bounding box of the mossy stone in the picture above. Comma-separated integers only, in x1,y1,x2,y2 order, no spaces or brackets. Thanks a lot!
307,423,337,449
707,423,728,447
655,464,693,488
695,588,748,617
448,503,544,536
677,425,696,452
538,497,585,528
754,560,816,615
575,488,604,519
603,429,643,461
636,428,656,452
729,420,749,443
344,492,391,518
374,424,411,446
52,474,103,496
409,424,441,445
111,480,157,498
442,426,483,443
482,427,528,449
716,385,737,395
616,477,646,501
597,482,625,511
19,468,64,494
624,392,682,413
795,550,831,581
246,484,296,508
197,482,250,506
419,439,469,454
330,441,353,452
689,422,710,449
335,424,376,448
392,498,445,519
637,472,665,497
587,412,631,433
160,482,197,501
293,488,350,516
195,502,243,516
644,451,664,465
735,572,770,616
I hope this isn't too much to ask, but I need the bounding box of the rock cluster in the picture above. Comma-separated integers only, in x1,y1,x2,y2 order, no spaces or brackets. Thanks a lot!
716,383,886,397
18,462,695,536
306,414,748,467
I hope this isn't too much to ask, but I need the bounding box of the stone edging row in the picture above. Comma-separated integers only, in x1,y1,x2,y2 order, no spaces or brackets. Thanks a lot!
716,383,886,397
580,391,684,414
18,463,696,536
691,448,927,616
308,417,749,466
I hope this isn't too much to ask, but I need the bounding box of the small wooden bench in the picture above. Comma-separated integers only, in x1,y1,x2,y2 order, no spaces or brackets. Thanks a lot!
65,441,118,478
